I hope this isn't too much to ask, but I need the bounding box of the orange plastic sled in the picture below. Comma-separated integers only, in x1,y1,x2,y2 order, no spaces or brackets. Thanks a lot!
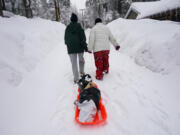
75,83,107,125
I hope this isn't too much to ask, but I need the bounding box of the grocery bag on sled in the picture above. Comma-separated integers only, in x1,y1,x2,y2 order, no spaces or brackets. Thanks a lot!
75,83,107,125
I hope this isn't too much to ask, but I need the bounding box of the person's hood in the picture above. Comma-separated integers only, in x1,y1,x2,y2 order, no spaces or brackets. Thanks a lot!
68,22,80,34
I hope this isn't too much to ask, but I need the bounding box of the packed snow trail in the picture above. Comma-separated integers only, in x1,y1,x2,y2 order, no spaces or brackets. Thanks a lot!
52,46,180,135
0,16,180,135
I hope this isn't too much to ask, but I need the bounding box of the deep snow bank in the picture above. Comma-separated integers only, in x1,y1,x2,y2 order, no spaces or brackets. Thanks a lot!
0,16,65,86
0,15,66,135
108,18,180,74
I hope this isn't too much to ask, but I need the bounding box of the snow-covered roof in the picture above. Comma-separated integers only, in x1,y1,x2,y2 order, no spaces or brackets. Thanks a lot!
124,6,140,19
130,0,180,19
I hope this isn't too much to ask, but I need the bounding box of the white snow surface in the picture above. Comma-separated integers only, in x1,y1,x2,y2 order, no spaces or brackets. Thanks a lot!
131,0,180,19
0,16,180,135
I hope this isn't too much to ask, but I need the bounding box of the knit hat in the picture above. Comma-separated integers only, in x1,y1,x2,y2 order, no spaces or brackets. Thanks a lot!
70,13,78,22
95,18,102,24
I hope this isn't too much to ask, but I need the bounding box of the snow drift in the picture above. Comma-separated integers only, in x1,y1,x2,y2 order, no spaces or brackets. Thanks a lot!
0,16,65,86
108,18,180,73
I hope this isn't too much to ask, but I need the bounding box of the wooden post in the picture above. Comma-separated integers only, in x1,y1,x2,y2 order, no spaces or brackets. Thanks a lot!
80,9,86,29
54,0,60,21
23,0,33,18
0,0,3,16
2,0,5,10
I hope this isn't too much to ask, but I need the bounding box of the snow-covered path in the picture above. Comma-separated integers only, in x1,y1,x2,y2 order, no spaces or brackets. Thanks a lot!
1,16,180,135
52,45,180,135
16,44,180,135
18,43,180,135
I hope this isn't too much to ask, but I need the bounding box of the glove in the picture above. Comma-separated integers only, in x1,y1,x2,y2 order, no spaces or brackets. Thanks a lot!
84,46,88,52
88,51,92,53
115,45,120,51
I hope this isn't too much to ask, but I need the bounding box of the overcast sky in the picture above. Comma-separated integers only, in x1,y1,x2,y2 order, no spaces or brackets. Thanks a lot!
70,0,86,10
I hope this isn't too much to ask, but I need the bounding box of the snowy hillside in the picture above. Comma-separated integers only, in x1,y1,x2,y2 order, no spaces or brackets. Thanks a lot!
0,15,180,135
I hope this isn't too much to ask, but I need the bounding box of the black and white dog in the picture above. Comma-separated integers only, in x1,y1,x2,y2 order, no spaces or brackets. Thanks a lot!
74,74,101,122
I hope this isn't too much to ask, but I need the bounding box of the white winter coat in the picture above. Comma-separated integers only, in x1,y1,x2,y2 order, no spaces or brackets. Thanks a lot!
88,23,118,52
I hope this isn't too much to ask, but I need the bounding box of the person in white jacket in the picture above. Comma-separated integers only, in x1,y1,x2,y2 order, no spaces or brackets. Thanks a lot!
88,18,120,80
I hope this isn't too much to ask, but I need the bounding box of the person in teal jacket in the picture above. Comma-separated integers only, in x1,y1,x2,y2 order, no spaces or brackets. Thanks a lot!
65,13,87,83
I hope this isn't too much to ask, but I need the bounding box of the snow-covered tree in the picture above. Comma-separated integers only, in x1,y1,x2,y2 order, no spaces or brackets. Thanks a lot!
58,0,72,25
4,0,72,24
